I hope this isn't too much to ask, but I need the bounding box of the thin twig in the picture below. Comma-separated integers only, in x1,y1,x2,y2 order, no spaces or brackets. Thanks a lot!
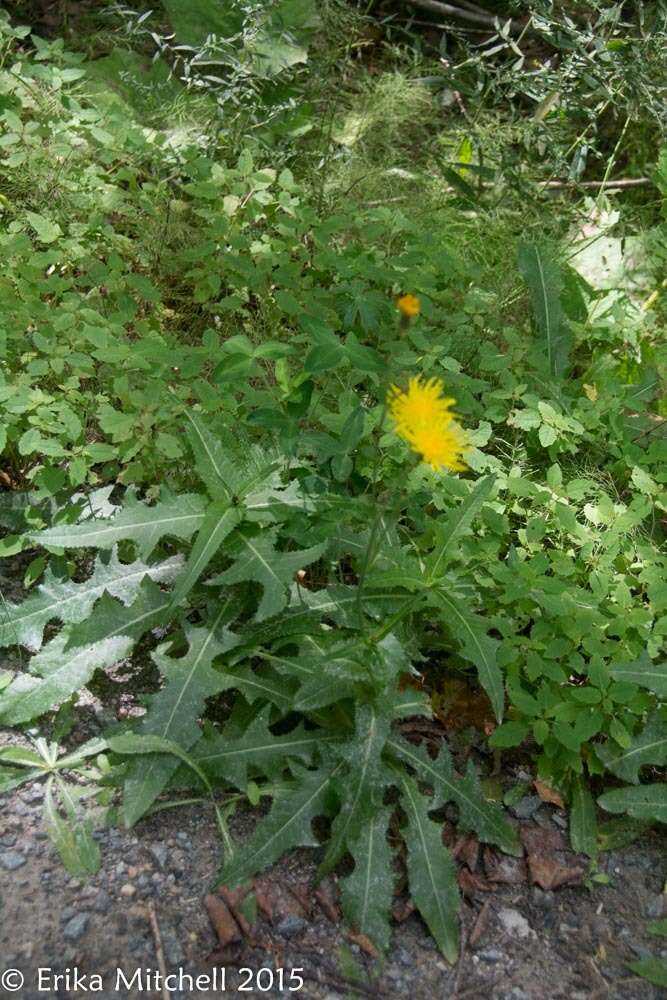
363,176,651,206
403,0,525,34
148,903,171,1000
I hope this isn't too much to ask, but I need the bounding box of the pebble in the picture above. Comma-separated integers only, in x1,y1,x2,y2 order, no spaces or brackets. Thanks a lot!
479,947,504,963
93,890,112,914
395,946,412,967
510,796,542,820
149,843,169,869
0,850,26,871
120,883,136,898
498,908,536,939
63,913,88,942
644,895,665,919
276,915,307,938
531,887,555,908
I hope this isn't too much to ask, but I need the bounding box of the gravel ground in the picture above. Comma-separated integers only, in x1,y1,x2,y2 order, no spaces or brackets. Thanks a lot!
1,723,666,1000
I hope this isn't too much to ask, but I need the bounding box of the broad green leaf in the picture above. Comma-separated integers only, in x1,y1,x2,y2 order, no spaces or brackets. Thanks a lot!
185,411,277,503
194,710,339,789
0,551,182,652
320,704,391,874
598,783,667,824
628,957,667,988
210,529,326,621
65,578,171,649
340,807,395,952
121,616,240,826
518,243,570,376
43,781,101,878
30,491,206,558
168,503,241,608
435,593,504,722
220,763,342,886
109,733,212,793
399,773,459,962
0,636,133,725
569,776,597,859
26,211,62,244
426,476,495,579
388,737,520,854
185,411,239,501
597,712,667,783
609,651,667,698
0,766,42,795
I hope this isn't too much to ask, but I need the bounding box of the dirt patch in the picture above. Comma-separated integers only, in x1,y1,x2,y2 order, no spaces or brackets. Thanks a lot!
1,724,665,1000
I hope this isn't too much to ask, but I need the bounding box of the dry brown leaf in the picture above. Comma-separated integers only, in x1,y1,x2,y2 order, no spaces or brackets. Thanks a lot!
520,825,567,855
392,899,415,923
253,877,309,924
453,833,480,871
483,847,528,885
205,893,243,953
469,899,493,949
315,878,340,924
347,930,378,958
534,779,565,809
457,867,493,899
527,854,585,891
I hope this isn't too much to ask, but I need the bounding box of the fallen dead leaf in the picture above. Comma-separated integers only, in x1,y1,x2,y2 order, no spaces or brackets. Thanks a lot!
526,853,585,891
457,867,492,899
392,899,415,923
534,779,565,809
483,848,528,885
315,878,340,924
253,877,308,925
205,893,243,956
346,930,378,958
469,899,493,949
520,825,567,855
453,833,480,871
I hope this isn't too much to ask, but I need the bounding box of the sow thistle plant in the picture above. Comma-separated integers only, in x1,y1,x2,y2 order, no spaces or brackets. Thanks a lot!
0,399,519,960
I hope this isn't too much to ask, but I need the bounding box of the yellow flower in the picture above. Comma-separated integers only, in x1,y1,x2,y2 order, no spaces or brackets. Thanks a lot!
397,293,420,318
387,376,467,472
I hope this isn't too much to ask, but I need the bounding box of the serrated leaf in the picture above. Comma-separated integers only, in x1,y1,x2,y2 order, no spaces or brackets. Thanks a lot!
609,651,667,698
598,784,667,823
220,763,342,886
185,411,277,502
340,807,394,952
65,578,171,649
43,781,101,877
518,243,570,376
168,502,241,608
0,551,182,652
628,957,667,988
399,773,459,962
320,704,391,874
597,712,667,783
0,635,133,725
184,410,240,501
435,593,504,722
569,776,597,859
194,710,340,789
209,529,326,621
30,491,206,558
121,615,240,826
388,737,519,854
426,476,494,579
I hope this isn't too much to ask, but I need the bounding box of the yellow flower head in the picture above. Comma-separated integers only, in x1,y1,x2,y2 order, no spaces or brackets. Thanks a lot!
387,376,467,472
397,293,420,318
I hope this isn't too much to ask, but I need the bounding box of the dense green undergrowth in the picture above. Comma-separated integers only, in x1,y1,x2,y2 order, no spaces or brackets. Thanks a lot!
0,1,666,961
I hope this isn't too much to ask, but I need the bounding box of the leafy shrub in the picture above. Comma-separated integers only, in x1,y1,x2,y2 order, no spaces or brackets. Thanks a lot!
1,4,667,960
